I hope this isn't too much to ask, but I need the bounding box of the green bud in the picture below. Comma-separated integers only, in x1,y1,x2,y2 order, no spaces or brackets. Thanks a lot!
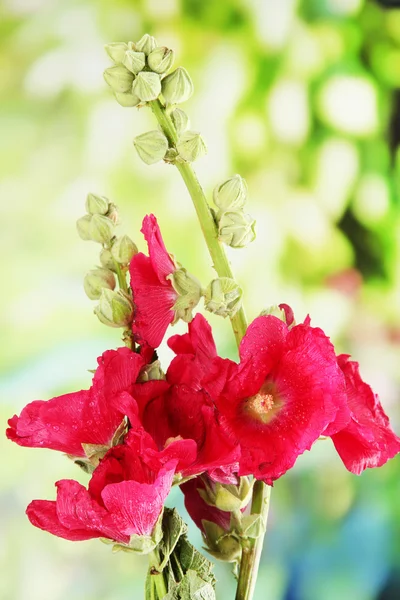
106,203,119,225
218,210,256,248
177,131,207,162
135,34,157,56
85,193,109,215
170,108,190,136
103,65,134,94
213,175,248,211
84,267,116,300
111,235,138,264
104,42,128,64
161,67,194,104
202,521,241,564
76,214,92,241
133,130,168,165
168,267,203,323
131,72,161,102
123,50,146,75
199,477,253,513
204,277,242,318
94,289,133,328
148,46,174,74
114,91,141,108
89,214,115,244
99,248,117,272
138,360,166,382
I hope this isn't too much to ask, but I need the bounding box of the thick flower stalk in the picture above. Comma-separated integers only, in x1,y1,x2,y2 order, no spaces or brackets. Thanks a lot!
5,31,400,600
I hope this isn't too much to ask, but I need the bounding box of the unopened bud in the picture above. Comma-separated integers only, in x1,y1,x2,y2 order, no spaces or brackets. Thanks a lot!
213,175,248,211
177,131,207,162
104,42,128,64
103,65,134,94
85,193,109,215
131,72,161,102
148,47,174,74
135,34,157,56
100,248,117,272
133,130,168,165
123,50,146,75
204,277,242,318
168,267,203,323
199,477,253,513
114,91,141,107
76,215,92,241
111,235,138,264
94,289,133,328
106,203,119,225
161,67,194,104
138,360,166,382
84,268,116,300
89,214,115,244
218,210,256,248
202,521,241,563
170,108,190,136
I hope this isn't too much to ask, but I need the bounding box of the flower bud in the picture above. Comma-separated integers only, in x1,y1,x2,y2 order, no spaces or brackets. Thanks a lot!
85,193,109,215
103,65,134,94
202,521,242,564
199,477,253,513
177,131,207,162
218,210,256,248
111,235,138,264
148,46,174,74
100,248,117,272
83,268,116,300
123,50,146,75
138,360,166,382
170,108,190,135
213,175,248,211
131,72,161,102
204,277,242,318
94,289,133,328
114,91,141,107
76,215,92,241
161,67,194,104
89,214,115,244
133,130,168,165
104,42,128,64
168,267,203,323
106,203,119,225
135,34,157,56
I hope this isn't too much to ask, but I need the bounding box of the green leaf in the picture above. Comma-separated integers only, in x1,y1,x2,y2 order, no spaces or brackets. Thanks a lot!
159,509,187,570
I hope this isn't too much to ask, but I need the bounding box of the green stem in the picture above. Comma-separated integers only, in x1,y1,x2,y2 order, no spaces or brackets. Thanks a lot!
149,97,270,600
148,549,168,599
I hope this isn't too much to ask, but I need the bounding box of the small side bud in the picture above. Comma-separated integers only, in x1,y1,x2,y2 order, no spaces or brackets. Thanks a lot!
131,71,161,102
218,211,256,248
85,193,109,215
123,50,146,75
133,130,168,165
199,477,253,513
202,522,242,564
138,360,166,382
204,277,242,318
213,175,248,211
89,214,115,244
135,34,157,56
114,91,141,107
84,268,116,300
100,248,117,272
168,267,203,323
111,235,138,264
104,42,128,64
170,108,190,136
106,203,119,225
161,67,194,104
177,131,207,162
94,289,133,328
103,65,134,94
148,47,174,74
76,215,92,241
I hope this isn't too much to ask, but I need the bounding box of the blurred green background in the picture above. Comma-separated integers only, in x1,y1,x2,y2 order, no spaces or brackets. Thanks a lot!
1,0,400,598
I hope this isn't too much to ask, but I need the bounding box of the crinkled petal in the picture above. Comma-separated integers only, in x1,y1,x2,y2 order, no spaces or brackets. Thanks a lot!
141,214,176,282
27,500,96,542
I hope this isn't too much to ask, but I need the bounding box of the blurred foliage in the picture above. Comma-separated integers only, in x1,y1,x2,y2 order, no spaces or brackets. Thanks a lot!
1,0,400,599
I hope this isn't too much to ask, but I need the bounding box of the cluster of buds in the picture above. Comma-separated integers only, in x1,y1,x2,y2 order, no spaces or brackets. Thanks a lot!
76,193,136,329
213,175,256,249
104,34,207,165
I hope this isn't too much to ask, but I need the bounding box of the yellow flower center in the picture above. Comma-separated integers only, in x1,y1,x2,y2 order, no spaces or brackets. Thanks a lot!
243,382,283,424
